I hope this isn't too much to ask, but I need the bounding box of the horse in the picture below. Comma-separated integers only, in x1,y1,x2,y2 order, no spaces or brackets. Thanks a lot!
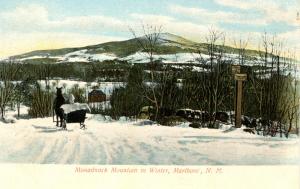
53,87,66,128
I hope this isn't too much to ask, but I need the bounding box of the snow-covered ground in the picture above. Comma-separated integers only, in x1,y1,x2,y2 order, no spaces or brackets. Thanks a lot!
17,50,205,64
0,107,299,165
61,50,117,63
120,52,208,64
18,49,118,63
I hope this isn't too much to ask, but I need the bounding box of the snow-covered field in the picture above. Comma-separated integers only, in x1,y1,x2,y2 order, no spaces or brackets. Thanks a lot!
120,52,208,64
39,79,125,96
0,107,299,165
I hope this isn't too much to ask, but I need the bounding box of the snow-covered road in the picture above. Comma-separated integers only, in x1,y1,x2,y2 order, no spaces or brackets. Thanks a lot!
0,114,299,165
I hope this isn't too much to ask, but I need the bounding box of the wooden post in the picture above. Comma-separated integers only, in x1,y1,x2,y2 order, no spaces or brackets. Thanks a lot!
231,65,241,126
234,73,247,128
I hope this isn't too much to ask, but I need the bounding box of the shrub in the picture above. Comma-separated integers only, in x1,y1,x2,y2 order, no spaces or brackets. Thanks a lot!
28,86,53,118
110,87,144,119
69,84,86,103
159,116,186,126
189,122,201,128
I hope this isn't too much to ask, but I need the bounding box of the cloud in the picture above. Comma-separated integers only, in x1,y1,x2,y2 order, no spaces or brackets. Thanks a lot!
0,4,128,33
129,13,210,41
1,4,48,24
170,4,235,23
169,4,269,26
0,4,131,58
214,0,299,26
214,0,256,10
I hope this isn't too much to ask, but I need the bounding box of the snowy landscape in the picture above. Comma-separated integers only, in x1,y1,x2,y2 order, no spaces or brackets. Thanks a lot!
0,106,299,165
0,7,299,166
1,2,300,189
0,31,299,165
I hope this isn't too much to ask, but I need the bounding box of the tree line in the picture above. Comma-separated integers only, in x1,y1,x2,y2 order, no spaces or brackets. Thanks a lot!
110,27,299,137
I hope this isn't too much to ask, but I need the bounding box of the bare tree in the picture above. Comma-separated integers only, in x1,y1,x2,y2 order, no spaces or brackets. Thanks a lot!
204,28,231,126
249,32,299,137
0,61,21,119
188,28,232,127
233,35,250,65
129,24,163,121
284,52,299,137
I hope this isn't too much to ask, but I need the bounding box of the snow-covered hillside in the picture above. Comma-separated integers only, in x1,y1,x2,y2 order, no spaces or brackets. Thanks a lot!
4,32,299,73
6,33,194,63
0,107,299,165
120,52,205,64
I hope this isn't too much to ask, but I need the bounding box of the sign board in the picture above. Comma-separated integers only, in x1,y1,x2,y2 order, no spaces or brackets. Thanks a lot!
235,73,247,81
231,65,241,74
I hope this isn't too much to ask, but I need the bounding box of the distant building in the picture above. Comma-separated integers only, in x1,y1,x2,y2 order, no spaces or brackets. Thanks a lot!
88,89,106,103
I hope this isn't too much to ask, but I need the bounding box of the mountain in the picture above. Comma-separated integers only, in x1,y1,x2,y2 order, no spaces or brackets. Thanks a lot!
10,33,260,64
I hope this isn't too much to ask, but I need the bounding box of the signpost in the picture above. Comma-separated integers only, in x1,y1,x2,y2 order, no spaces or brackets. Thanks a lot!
234,73,247,128
231,65,240,126
231,65,241,74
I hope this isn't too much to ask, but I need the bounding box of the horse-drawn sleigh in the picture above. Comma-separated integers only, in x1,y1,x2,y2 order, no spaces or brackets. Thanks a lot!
53,87,90,130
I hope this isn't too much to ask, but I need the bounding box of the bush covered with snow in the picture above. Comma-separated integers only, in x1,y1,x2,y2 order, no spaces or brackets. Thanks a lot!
1,116,17,124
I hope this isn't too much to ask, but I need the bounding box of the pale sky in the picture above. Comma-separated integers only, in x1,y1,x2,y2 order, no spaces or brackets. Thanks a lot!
0,0,299,58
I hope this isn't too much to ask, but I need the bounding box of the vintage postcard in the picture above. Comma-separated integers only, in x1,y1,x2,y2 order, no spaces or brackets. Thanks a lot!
0,0,299,188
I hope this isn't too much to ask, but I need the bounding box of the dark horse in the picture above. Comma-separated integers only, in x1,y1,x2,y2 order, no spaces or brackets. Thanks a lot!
54,87,66,128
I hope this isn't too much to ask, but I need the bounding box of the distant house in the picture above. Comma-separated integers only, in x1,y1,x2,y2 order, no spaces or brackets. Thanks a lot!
88,89,106,103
